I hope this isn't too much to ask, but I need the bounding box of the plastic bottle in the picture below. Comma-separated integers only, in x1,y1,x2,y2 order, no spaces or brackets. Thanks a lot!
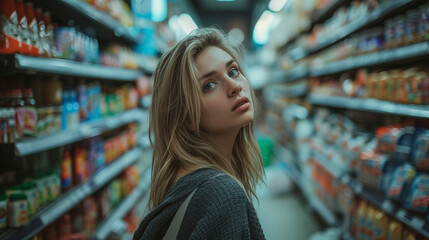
0,193,7,229
8,193,29,227
35,8,48,57
0,0,20,53
22,88,38,136
61,146,73,192
10,89,25,139
70,90,80,127
20,182,39,215
61,90,70,130
0,109,8,143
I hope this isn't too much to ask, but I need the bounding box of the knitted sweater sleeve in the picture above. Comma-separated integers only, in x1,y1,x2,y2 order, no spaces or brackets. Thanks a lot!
178,175,265,240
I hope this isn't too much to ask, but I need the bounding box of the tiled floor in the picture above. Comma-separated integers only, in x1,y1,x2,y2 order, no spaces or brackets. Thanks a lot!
254,171,322,240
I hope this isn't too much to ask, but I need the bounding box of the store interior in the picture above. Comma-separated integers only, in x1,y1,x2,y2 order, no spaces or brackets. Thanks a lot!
1,0,429,239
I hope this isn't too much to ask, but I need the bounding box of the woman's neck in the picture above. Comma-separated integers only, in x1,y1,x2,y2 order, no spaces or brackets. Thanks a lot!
206,129,238,162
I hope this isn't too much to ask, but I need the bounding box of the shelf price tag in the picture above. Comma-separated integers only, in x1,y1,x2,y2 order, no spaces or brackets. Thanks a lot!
396,209,406,220
381,200,394,213
411,217,425,229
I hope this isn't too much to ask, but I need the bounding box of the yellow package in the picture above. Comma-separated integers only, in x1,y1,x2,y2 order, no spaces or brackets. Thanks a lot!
372,208,389,240
366,205,376,240
357,201,368,240
386,220,402,240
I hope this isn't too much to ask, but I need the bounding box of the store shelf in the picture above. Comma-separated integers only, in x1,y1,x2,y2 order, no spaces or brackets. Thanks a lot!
94,168,151,240
32,0,138,45
310,42,429,77
290,0,416,61
0,147,143,240
7,108,145,156
341,175,429,238
0,54,142,81
273,65,308,84
302,187,338,226
308,94,429,118
311,0,349,26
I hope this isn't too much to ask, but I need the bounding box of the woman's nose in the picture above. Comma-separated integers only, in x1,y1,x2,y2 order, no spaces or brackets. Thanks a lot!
226,77,242,97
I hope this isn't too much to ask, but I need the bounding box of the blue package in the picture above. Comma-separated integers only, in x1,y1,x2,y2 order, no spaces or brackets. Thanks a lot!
411,128,429,170
386,163,416,202
395,126,415,162
403,173,429,213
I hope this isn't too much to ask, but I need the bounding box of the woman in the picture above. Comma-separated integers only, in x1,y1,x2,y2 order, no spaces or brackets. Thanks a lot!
133,27,266,240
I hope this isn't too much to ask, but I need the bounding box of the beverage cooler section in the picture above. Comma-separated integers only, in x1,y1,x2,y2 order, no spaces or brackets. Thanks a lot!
261,0,429,239
0,0,154,239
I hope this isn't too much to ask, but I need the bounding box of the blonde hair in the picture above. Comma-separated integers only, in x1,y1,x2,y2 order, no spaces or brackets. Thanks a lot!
148,27,264,209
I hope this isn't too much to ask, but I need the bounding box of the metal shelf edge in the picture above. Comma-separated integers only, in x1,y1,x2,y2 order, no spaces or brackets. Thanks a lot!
15,109,145,156
1,147,143,240
15,54,141,81
309,94,429,119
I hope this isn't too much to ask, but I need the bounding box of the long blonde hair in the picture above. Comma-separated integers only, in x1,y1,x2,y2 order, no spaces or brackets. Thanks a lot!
148,27,264,209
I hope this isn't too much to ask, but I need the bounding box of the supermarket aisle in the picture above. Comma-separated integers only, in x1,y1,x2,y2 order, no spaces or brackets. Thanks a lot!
254,168,322,240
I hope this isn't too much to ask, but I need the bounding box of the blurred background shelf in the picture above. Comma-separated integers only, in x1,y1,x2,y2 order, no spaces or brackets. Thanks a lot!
309,42,429,77
0,147,143,240
93,168,151,240
3,108,146,157
0,54,142,81
308,94,429,118
289,0,417,61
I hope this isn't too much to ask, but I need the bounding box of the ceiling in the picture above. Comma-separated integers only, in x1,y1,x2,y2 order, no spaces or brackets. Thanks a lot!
189,0,267,47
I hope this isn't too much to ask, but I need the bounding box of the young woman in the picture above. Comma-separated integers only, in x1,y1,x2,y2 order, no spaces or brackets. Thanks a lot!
133,27,266,240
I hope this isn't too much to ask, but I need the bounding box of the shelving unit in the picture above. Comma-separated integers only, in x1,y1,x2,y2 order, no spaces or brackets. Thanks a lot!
308,94,429,119
310,42,429,77
272,65,308,84
289,0,417,61
310,0,349,26
341,175,429,238
0,147,143,240
3,108,146,157
0,54,142,81
33,0,139,45
94,168,151,240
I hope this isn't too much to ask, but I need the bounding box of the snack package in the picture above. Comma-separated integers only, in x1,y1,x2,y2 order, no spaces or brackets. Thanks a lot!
395,126,416,162
359,152,389,191
372,208,389,240
357,201,368,240
386,163,416,202
376,125,400,154
411,128,429,170
386,220,402,240
403,173,429,213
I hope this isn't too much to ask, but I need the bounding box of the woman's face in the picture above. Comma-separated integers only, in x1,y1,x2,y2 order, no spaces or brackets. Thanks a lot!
195,46,254,134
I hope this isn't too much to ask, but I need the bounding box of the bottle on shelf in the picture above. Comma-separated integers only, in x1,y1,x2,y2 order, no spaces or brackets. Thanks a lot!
7,193,29,227
35,7,49,57
0,192,7,229
61,146,73,192
15,0,31,55
0,0,20,54
21,88,38,136
24,2,40,56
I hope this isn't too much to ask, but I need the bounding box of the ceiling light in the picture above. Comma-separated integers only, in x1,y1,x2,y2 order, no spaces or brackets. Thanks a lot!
151,0,167,22
269,0,288,12
178,13,198,35
253,10,275,45
216,0,236,2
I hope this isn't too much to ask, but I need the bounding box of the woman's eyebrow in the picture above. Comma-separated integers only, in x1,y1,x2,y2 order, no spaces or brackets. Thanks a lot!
199,59,235,81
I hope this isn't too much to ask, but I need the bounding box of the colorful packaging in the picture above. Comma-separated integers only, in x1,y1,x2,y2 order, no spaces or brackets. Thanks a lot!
395,126,415,162
61,146,73,192
386,163,416,201
372,208,389,240
8,193,28,227
403,173,429,213
20,182,39,215
376,126,400,154
357,201,368,240
411,128,429,170
365,205,376,240
54,27,76,60
359,152,389,191
386,220,402,240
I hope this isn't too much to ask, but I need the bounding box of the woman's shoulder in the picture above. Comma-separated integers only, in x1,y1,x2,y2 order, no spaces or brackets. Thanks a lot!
196,171,248,203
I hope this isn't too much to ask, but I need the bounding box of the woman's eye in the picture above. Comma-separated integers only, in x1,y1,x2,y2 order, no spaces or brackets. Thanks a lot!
203,82,216,91
229,68,239,78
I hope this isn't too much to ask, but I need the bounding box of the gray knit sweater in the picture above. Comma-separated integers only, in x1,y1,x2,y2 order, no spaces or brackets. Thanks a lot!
133,168,266,240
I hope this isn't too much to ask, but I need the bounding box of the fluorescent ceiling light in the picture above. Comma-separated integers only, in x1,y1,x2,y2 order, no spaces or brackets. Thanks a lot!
269,0,288,12
216,0,236,2
178,13,198,35
253,10,275,45
151,0,167,22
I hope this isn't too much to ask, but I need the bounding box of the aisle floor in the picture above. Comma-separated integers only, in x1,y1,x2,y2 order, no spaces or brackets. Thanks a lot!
254,175,323,240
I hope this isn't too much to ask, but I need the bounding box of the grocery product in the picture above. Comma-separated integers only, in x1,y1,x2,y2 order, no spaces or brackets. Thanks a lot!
385,163,416,202
8,193,29,227
386,220,402,240
403,173,429,213
0,193,7,229
411,128,429,170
